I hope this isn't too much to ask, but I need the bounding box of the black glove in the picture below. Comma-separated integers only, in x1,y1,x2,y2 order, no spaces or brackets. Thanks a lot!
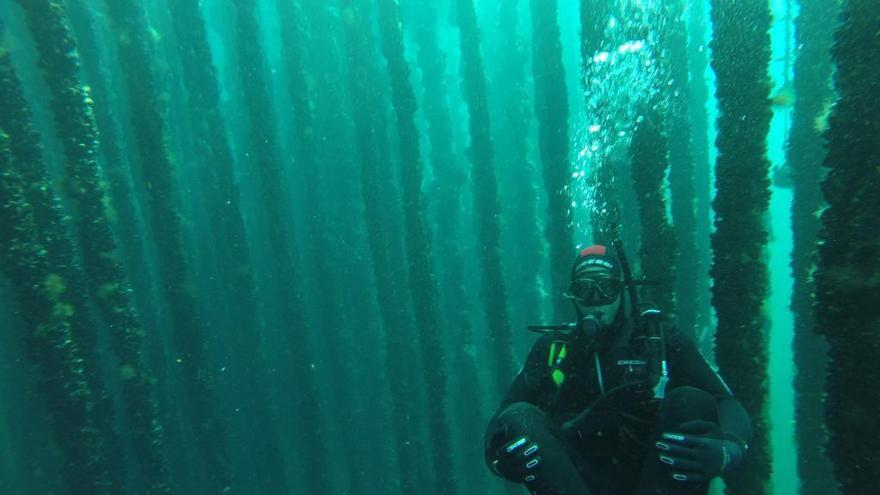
490,435,542,484
654,420,745,483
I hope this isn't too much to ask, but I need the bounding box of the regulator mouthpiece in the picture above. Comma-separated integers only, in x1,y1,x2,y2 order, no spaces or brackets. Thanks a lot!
580,315,604,338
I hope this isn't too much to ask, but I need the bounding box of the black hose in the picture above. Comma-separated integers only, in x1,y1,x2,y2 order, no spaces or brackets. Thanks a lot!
611,236,640,329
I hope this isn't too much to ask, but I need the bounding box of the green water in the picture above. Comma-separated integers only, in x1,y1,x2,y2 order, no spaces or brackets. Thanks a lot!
0,0,860,493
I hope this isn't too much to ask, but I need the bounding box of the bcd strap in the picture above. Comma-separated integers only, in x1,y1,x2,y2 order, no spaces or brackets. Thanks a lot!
547,341,569,386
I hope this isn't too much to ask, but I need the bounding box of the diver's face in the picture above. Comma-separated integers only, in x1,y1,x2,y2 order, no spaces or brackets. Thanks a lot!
570,267,622,327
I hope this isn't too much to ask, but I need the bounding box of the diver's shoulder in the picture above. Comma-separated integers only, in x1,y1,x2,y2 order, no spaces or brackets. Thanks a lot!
530,331,561,349
520,332,561,364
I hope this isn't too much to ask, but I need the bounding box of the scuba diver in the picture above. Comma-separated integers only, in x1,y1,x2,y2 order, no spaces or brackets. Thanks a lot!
484,244,752,495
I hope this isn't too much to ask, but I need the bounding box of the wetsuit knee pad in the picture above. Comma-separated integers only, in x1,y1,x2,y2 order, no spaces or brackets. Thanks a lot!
660,387,718,429
496,402,550,435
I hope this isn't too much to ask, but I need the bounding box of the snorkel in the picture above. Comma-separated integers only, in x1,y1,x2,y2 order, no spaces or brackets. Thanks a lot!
609,234,640,334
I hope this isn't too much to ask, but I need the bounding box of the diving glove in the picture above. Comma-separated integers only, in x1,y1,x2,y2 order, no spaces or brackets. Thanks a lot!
492,435,542,484
654,420,746,483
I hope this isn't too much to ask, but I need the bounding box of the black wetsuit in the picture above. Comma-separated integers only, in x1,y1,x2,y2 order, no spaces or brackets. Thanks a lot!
485,317,752,495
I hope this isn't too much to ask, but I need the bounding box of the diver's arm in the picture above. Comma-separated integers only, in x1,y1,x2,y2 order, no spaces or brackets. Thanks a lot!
716,396,752,451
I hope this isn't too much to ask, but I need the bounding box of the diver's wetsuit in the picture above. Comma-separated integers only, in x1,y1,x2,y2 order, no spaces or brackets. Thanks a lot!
485,319,752,495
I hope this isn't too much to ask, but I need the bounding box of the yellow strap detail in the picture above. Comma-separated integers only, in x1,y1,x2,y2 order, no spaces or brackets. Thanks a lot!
548,342,557,367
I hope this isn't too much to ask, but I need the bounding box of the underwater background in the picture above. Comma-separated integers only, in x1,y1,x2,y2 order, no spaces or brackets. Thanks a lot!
0,0,877,494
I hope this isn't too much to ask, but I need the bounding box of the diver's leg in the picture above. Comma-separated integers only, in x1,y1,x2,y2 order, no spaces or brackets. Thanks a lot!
635,387,715,495
486,402,592,495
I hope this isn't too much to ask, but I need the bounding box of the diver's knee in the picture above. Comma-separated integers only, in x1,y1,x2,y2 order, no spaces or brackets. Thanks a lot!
666,387,714,409
497,402,547,431
662,387,718,426
487,403,546,448
667,386,711,400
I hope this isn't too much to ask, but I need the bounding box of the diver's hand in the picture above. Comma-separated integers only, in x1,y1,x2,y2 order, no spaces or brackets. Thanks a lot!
491,435,542,483
654,420,745,483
